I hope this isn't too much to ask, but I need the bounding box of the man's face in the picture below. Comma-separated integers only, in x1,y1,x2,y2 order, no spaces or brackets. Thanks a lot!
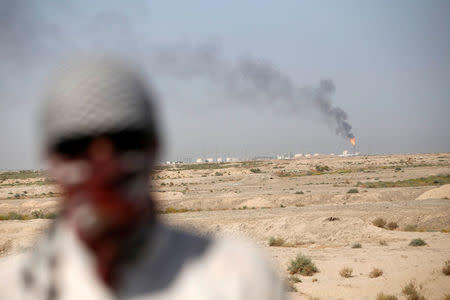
48,137,154,237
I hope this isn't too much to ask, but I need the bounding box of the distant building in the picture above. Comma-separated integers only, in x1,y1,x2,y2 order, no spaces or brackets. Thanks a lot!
294,153,303,159
196,158,203,163
339,150,360,157
252,156,275,161
304,153,311,158
313,153,319,156
277,154,292,160
217,157,223,163
205,158,214,163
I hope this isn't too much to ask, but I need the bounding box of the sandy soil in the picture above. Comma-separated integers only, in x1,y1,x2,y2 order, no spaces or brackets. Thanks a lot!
1,153,449,299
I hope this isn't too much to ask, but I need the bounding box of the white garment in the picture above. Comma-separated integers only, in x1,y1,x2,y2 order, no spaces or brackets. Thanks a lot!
0,221,285,300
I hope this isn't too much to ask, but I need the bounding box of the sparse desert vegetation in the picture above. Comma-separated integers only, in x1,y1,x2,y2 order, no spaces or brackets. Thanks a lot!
442,260,450,276
0,210,56,220
288,275,301,283
288,253,318,276
352,243,362,248
157,207,198,214
409,238,427,247
402,281,426,300
373,217,387,228
339,267,353,278
357,174,450,188
369,268,384,278
375,293,398,300
387,222,398,230
269,237,285,247
1,153,450,298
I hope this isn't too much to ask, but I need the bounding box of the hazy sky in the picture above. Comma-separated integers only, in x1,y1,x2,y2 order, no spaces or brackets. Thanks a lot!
1,0,449,170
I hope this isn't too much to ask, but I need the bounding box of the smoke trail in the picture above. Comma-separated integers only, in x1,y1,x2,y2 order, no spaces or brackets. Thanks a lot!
0,0,354,140
149,44,354,139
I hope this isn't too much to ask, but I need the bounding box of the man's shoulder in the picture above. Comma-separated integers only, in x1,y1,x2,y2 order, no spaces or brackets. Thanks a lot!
151,224,285,299
157,223,275,269
154,224,270,267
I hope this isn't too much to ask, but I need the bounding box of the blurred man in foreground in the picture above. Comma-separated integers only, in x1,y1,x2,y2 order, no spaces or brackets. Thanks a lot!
0,57,284,299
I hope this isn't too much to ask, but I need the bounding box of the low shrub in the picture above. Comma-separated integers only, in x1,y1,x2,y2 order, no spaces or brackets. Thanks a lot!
402,281,425,300
375,293,398,300
295,191,304,194
31,210,45,218
379,240,388,246
369,268,383,278
442,260,450,275
347,188,359,194
409,238,427,247
373,218,387,228
289,275,301,283
159,207,193,214
339,267,353,278
326,216,340,221
387,222,398,230
269,237,285,247
30,210,57,219
0,210,57,221
43,212,58,219
287,253,318,276
352,243,362,249
0,211,27,220
250,168,262,173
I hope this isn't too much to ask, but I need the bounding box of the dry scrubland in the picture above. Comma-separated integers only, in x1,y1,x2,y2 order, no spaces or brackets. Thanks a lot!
1,153,450,299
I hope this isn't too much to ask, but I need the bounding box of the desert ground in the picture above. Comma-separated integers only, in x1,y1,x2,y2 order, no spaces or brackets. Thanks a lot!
1,153,449,299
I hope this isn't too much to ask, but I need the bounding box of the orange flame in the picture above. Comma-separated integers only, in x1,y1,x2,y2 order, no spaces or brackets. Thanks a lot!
350,137,356,146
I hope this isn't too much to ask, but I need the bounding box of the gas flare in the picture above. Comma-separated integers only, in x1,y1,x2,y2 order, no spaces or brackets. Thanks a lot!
350,137,356,146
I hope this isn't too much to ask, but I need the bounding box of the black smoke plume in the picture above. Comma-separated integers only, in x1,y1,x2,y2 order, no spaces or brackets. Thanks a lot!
0,0,354,140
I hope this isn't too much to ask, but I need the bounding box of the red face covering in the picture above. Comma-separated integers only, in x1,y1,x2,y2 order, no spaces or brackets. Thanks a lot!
48,139,154,286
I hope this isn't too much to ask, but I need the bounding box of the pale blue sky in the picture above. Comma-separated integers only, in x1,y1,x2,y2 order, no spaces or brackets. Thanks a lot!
0,0,449,169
